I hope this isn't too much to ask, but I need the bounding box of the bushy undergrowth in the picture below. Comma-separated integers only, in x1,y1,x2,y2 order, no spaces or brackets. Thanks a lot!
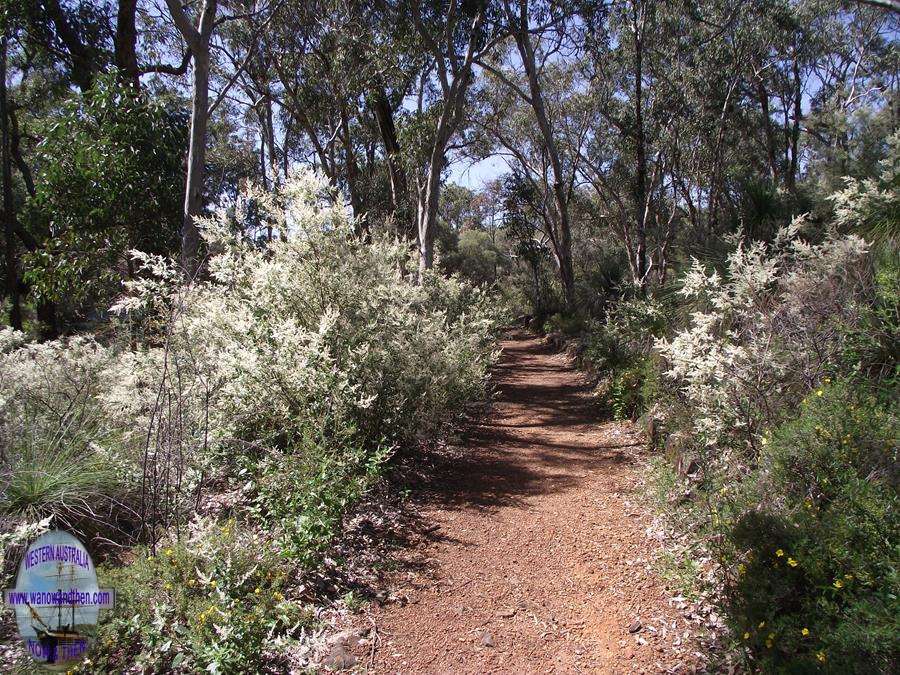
93,522,309,674
725,381,898,672
0,171,506,671
639,221,899,671
585,295,671,420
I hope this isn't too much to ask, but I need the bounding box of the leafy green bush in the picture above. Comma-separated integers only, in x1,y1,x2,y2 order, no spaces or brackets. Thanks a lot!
542,312,584,336
723,381,898,672
90,522,310,673
607,354,663,420
23,73,185,316
586,295,670,419
249,430,391,567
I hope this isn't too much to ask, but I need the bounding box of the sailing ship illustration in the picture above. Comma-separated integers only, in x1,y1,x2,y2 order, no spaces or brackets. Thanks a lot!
24,559,91,666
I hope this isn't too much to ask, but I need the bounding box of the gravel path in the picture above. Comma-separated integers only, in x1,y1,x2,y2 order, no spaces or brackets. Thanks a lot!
349,331,705,673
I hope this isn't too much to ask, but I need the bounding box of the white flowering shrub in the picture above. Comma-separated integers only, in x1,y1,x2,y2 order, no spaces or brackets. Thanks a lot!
2,169,503,543
1,170,506,670
652,218,899,671
109,170,502,551
656,222,871,450
112,171,502,456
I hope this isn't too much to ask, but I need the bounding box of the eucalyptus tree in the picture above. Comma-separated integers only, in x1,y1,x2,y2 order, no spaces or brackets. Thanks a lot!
164,0,282,274
258,0,418,238
472,0,584,307
399,0,509,277
576,0,677,288
474,45,587,306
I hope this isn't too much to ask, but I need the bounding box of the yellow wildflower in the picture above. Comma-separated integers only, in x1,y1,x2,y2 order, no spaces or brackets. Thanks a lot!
776,549,784,557
758,621,766,629
738,563,746,575
801,628,810,637
743,632,750,640
254,588,261,595
788,558,798,567
834,579,843,589
816,651,827,663
163,548,173,557
210,580,217,588
815,389,823,397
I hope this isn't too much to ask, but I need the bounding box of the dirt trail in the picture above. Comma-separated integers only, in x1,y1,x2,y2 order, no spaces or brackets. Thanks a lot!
352,331,703,673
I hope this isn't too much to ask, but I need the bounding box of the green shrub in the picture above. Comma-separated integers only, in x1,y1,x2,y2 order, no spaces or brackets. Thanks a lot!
22,73,185,316
90,522,310,674
543,312,584,336
722,381,899,672
607,355,663,420
586,294,670,420
249,429,391,567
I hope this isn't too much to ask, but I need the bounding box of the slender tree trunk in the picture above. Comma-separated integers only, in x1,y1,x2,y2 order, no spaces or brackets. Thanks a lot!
512,0,575,309
182,46,209,274
8,109,34,197
417,142,445,276
755,77,779,184
339,104,367,237
166,0,217,276
410,4,484,280
417,85,469,279
787,49,802,193
1,32,21,329
632,12,648,289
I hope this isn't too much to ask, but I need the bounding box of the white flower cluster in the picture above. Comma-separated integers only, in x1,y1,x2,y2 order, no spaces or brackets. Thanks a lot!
1,170,504,513
656,223,870,450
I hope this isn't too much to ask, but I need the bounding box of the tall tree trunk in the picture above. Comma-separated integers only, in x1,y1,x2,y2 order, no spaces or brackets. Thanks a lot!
632,5,648,289
511,0,575,308
165,0,218,276
339,104,367,238
755,76,779,184
8,109,34,197
409,3,485,280
1,31,21,330
787,48,802,193
417,140,445,276
182,45,209,275
115,0,140,88
417,84,470,279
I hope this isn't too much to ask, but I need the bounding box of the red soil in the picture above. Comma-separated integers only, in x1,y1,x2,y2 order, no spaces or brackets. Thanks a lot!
350,331,705,673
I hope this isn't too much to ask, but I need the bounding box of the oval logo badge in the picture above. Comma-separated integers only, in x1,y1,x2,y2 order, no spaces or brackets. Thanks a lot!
4,530,114,669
